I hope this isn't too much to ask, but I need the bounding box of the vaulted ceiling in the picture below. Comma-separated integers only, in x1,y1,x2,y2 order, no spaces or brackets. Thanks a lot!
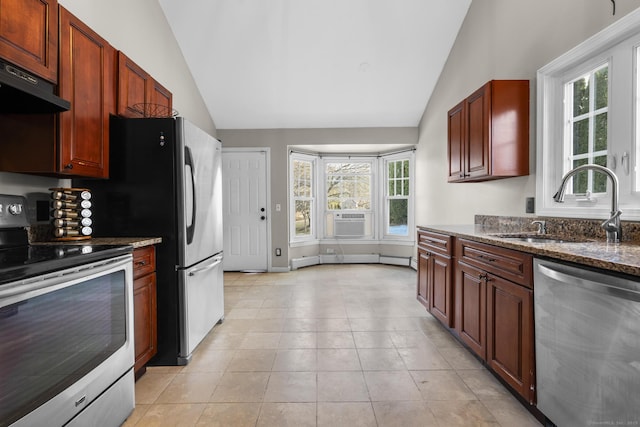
158,0,471,130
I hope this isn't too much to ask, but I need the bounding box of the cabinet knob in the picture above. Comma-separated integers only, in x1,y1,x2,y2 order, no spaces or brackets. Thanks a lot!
64,163,73,169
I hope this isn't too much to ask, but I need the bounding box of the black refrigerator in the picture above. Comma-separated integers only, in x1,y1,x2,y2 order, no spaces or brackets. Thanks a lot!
75,116,224,365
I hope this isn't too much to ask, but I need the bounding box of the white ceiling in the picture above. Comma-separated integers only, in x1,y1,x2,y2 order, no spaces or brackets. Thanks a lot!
158,0,471,130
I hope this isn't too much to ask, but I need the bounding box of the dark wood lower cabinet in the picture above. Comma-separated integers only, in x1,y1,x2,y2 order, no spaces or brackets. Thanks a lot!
417,250,430,309
487,274,535,404
133,246,157,378
456,261,486,359
429,253,452,327
417,231,536,404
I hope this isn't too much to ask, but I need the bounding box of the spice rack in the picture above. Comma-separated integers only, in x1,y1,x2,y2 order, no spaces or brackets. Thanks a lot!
49,188,93,241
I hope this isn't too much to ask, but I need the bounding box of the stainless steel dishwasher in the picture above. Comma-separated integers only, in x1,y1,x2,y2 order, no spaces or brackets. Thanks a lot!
534,258,640,427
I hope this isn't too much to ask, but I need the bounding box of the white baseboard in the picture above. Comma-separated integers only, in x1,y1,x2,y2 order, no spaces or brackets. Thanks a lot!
320,254,380,264
291,254,412,270
291,255,321,270
380,255,411,267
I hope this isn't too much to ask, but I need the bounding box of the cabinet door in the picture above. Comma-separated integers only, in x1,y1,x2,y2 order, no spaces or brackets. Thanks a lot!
456,261,486,359
133,272,158,374
117,51,149,118
447,100,465,182
0,0,58,82
58,6,114,178
430,253,452,327
486,274,534,403
149,78,173,117
417,250,430,309
465,83,490,179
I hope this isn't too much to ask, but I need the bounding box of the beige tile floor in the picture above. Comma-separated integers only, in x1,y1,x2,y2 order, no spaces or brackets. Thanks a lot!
123,264,542,427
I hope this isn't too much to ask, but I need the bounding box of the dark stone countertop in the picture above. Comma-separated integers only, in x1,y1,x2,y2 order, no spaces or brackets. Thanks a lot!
418,223,640,278
32,236,162,249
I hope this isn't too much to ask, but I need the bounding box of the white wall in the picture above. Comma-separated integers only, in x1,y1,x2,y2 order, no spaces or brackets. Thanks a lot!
416,0,640,226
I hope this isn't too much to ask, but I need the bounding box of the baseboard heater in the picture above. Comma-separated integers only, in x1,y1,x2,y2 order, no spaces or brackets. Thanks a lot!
291,254,411,270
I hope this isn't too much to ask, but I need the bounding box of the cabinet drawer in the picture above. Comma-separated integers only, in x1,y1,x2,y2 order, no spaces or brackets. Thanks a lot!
133,246,156,279
456,239,532,288
417,229,453,256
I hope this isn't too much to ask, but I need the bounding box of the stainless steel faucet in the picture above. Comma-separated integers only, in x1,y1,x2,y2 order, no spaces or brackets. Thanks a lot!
531,220,546,234
552,164,622,243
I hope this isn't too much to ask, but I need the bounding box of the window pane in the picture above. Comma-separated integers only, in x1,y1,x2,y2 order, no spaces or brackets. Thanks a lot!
572,158,588,194
388,180,395,196
595,67,608,110
594,155,608,193
295,200,312,236
573,77,590,117
395,161,402,178
293,160,312,197
573,119,589,155
403,178,409,195
595,112,607,151
388,162,395,179
388,199,408,235
325,162,371,211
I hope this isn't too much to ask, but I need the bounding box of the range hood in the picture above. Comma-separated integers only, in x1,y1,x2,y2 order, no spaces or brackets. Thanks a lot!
0,59,70,114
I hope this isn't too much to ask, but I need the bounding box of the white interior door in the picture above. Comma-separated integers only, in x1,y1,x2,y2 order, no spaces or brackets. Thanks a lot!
222,149,269,271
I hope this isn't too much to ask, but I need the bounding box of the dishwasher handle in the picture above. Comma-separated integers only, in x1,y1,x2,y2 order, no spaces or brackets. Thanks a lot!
537,262,640,303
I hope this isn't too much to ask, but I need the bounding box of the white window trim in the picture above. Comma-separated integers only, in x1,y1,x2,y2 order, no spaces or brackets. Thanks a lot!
379,151,415,241
289,152,317,243
320,156,376,239
288,149,415,245
536,8,640,220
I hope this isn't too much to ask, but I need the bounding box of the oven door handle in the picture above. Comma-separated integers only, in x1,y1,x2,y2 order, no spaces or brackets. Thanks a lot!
0,255,133,306
188,255,223,277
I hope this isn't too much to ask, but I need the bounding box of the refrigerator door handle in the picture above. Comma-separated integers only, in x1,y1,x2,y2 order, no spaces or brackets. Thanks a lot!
185,146,197,244
188,255,223,277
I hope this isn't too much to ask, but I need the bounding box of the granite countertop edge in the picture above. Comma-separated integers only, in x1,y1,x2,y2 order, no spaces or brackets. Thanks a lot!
418,224,640,277
32,237,162,249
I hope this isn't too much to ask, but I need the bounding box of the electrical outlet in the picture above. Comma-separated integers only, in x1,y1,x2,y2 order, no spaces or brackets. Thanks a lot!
275,248,281,256
525,197,535,213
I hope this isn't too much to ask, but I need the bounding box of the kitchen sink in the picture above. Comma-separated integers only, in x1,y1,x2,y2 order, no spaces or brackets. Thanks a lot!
489,233,587,244
502,236,567,244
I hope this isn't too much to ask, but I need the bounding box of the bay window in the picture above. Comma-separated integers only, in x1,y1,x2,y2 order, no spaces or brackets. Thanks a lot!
288,149,414,244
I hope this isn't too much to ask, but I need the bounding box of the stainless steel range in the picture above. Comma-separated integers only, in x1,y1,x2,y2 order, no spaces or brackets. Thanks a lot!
0,194,135,427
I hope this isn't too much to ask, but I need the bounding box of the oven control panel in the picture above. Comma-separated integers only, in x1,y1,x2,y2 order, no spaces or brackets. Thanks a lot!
0,194,29,228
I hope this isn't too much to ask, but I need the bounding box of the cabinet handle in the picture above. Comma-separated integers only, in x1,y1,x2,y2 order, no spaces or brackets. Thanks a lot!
135,261,147,266
478,273,488,281
64,163,73,169
477,254,496,262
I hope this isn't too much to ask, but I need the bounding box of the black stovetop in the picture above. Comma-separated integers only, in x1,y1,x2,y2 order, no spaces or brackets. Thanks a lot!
0,243,132,286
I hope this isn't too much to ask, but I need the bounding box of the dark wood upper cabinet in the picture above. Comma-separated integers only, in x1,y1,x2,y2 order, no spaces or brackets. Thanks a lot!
57,6,114,178
0,6,114,178
448,80,529,182
0,0,58,82
117,51,173,118
117,52,150,118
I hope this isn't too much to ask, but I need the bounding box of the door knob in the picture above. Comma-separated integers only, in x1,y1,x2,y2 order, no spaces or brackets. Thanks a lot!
261,207,265,212
261,216,266,220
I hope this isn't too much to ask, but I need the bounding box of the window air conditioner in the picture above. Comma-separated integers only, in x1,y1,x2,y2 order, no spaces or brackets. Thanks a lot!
334,213,365,237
